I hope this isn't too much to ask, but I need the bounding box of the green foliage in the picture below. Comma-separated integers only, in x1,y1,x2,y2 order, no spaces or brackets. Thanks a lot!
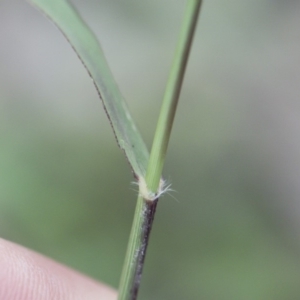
29,0,149,177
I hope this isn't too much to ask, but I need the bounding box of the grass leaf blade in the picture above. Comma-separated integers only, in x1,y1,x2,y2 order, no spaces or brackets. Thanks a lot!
28,0,149,177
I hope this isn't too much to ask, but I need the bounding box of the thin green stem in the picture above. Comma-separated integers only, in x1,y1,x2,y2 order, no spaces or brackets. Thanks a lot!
146,0,202,192
118,1,202,300
118,195,158,300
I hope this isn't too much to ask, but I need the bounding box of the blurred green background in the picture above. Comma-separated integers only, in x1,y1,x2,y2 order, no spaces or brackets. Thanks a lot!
1,0,300,299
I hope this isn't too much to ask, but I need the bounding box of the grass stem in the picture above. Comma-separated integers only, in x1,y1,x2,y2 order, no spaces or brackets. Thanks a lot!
145,0,203,192
118,1,202,299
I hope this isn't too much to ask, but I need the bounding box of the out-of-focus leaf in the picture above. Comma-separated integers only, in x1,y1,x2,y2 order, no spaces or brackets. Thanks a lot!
28,0,149,177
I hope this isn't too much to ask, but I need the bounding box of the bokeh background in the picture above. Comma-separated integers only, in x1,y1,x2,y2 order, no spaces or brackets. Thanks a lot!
1,0,300,299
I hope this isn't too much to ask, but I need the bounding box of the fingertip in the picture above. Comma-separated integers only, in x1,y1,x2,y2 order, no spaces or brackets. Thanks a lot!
0,238,117,300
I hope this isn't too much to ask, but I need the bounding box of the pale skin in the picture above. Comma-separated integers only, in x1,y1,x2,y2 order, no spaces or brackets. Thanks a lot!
0,238,117,300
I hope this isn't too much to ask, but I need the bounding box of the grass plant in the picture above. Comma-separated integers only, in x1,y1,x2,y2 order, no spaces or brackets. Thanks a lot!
27,0,203,299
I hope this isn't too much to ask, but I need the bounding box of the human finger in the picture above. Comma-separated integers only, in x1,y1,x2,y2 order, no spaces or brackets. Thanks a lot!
0,238,117,300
